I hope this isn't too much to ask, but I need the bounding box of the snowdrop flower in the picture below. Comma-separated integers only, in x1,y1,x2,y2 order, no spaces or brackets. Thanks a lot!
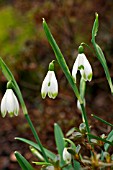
72,47,92,83
41,71,58,99
63,148,71,163
1,89,19,118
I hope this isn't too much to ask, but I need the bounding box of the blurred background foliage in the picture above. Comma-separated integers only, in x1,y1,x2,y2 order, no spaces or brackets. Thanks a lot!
0,0,113,169
0,0,113,99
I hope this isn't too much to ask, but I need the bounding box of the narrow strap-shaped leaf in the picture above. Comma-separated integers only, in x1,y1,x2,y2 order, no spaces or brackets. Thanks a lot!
32,162,52,166
88,134,113,146
54,123,65,167
104,130,113,151
73,159,81,170
15,137,56,160
91,14,113,93
0,57,15,81
43,19,82,104
92,13,99,40
15,151,34,170
91,114,113,128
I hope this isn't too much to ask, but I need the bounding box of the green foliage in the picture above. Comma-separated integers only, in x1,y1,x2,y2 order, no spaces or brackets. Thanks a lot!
54,123,65,167
1,6,113,169
15,151,34,170
15,137,56,161
0,6,36,56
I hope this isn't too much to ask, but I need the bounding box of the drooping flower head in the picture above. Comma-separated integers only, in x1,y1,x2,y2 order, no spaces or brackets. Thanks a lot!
41,61,58,99
1,89,19,118
72,46,92,83
63,148,71,163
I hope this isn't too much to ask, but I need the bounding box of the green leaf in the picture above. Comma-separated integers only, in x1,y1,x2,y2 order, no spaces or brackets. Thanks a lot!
73,159,81,170
91,14,113,94
92,13,99,40
0,57,15,81
88,134,113,146
15,137,56,161
54,123,65,167
15,151,34,170
43,18,82,104
32,162,52,166
92,114,113,128
104,130,113,151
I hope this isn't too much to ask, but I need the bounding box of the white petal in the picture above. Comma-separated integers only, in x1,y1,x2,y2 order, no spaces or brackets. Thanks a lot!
79,54,92,81
5,89,16,116
84,60,92,81
1,92,7,117
72,54,79,83
48,72,58,99
12,92,19,116
77,53,85,67
63,148,71,163
41,71,50,99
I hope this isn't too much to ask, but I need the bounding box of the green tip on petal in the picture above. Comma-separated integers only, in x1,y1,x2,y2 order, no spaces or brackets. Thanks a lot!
1,111,6,118
41,93,46,99
52,93,58,99
88,73,93,81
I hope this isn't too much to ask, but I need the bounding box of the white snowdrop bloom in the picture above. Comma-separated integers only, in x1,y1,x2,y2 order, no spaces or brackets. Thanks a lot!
41,71,58,99
1,89,19,118
72,53,92,83
63,148,71,163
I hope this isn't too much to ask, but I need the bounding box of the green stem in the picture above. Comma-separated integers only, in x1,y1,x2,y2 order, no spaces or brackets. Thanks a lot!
12,82,49,162
0,58,49,162
25,114,49,163
80,42,95,55
13,81,28,115
80,104,90,142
